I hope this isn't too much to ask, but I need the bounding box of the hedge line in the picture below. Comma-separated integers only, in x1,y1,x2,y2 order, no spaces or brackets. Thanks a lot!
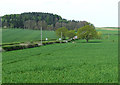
2,40,72,51
2,42,22,46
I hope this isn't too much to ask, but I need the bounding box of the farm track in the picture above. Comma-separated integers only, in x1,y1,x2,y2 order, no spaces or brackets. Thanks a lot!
96,28,120,31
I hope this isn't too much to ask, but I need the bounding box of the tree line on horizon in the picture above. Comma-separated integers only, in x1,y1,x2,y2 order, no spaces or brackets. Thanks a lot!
1,12,95,31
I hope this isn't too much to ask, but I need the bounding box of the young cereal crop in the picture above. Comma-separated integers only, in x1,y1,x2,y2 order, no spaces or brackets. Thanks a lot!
2,28,118,83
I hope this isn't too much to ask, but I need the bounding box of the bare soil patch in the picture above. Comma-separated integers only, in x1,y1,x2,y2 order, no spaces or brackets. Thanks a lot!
96,28,120,31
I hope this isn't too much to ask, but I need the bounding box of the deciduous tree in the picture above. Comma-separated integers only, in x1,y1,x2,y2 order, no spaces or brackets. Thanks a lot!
56,27,68,39
66,30,76,39
77,25,97,43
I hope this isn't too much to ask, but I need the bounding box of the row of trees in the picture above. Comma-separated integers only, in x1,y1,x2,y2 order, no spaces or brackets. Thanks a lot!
2,12,93,31
56,25,102,43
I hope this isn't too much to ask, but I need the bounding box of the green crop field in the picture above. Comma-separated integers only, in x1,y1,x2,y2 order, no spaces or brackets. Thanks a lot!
2,28,118,44
2,28,118,83
97,30,118,35
2,28,58,43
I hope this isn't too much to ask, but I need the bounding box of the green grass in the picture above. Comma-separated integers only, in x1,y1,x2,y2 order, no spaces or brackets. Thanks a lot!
2,28,118,44
2,28,118,83
2,28,58,43
96,29,118,35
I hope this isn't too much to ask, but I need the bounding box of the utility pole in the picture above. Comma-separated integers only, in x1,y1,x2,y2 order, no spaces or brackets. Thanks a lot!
61,32,62,43
0,17,2,28
41,26,42,45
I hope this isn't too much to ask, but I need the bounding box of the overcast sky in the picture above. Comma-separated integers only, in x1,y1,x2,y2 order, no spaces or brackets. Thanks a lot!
0,0,119,27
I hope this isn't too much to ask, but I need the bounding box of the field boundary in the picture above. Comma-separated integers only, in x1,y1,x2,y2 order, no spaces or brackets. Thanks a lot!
96,28,120,31
2,39,73,52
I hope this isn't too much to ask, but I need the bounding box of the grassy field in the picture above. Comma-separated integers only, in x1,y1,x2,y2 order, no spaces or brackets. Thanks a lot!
2,28,118,83
2,28,58,43
2,28,118,44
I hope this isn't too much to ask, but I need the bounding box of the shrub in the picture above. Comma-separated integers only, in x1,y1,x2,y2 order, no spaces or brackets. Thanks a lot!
96,31,102,39
2,43,39,51
2,45,26,51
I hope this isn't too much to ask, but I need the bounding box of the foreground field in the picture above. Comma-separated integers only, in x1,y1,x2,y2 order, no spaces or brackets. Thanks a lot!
2,28,58,43
2,38,118,83
2,27,118,83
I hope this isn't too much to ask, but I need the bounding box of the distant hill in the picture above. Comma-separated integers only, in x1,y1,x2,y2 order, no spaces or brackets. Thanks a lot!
1,12,93,30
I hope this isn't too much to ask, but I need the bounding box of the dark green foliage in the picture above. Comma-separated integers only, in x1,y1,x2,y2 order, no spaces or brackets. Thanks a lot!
2,45,27,51
42,41,55,45
2,44,39,51
2,40,73,51
2,12,90,30
2,12,62,28
27,44,38,48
